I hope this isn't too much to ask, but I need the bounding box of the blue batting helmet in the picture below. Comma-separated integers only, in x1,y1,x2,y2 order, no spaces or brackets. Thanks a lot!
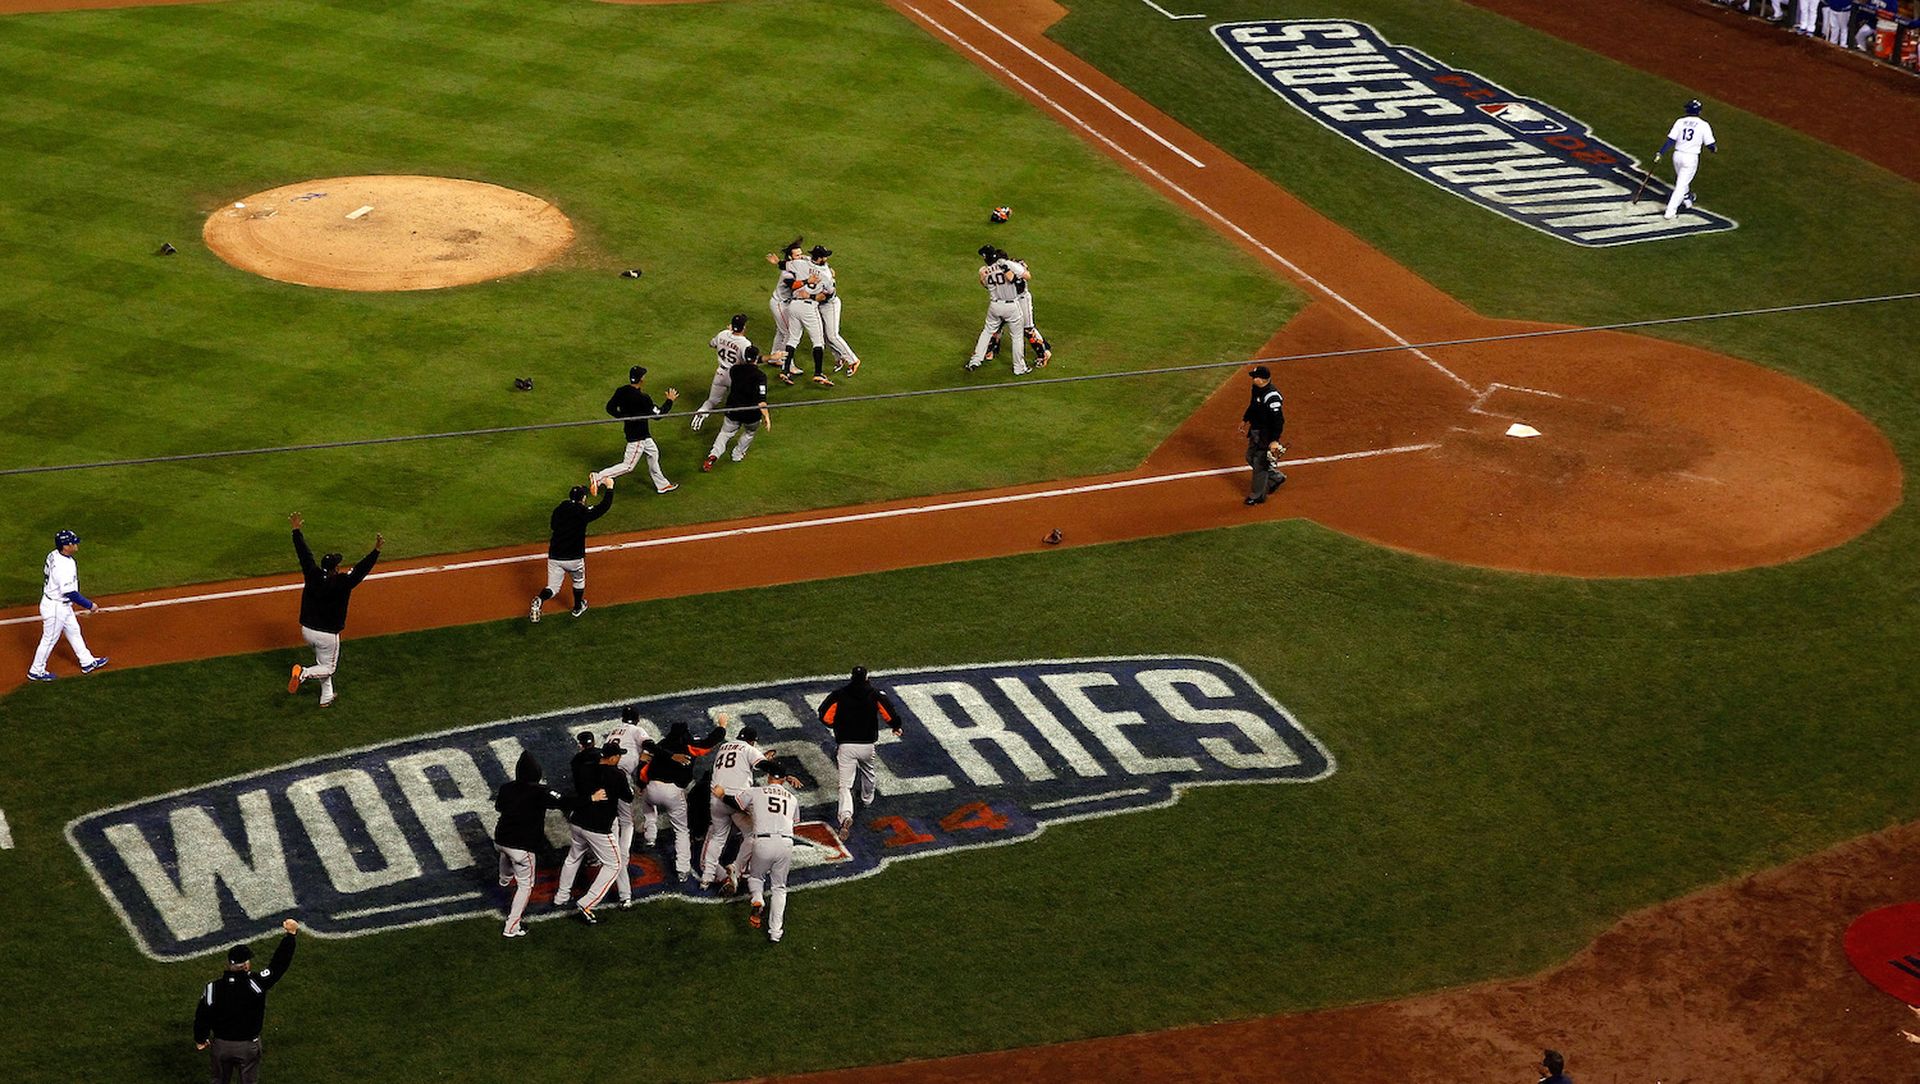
54,529,80,548
1685,99,1702,115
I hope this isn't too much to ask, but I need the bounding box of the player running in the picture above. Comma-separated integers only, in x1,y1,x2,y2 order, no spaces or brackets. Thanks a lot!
818,666,903,839
690,315,754,431
1653,99,1717,221
530,483,612,622
702,352,771,470
287,515,381,708
713,773,805,943
491,750,572,938
698,722,776,892
589,366,678,494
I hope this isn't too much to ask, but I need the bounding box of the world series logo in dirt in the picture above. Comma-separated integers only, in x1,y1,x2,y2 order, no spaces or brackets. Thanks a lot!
1213,20,1738,247
67,657,1332,960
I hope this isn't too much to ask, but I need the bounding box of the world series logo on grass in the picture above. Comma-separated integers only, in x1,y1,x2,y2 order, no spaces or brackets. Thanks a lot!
1213,19,1738,247
67,657,1332,960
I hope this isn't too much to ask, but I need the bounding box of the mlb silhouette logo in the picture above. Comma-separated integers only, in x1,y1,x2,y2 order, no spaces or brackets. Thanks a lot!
1477,101,1567,135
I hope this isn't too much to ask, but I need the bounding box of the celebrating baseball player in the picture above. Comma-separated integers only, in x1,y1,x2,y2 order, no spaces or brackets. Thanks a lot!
807,245,862,377
286,514,381,708
699,723,777,892
690,314,755,431
701,351,771,471
774,250,834,387
26,529,108,682
530,483,611,622
1653,99,1718,221
965,245,1032,375
639,718,728,884
713,774,804,943
765,239,804,383
818,665,903,839
551,739,630,925
605,705,656,908
982,249,1053,368
589,366,679,494
491,750,572,938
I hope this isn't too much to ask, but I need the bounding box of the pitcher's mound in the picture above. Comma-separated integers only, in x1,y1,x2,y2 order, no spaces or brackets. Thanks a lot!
203,176,574,291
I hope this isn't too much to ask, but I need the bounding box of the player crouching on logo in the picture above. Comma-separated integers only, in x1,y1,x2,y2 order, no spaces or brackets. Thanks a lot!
712,773,804,943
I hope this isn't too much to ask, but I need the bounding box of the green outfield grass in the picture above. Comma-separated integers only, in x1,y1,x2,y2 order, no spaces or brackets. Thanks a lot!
0,0,1295,603
2,520,1917,1081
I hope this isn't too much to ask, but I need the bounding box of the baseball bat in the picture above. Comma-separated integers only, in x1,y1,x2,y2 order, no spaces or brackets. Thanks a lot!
1629,169,1653,205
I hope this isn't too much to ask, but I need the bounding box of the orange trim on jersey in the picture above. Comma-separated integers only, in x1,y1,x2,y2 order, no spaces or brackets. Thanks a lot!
878,702,894,723
823,704,838,725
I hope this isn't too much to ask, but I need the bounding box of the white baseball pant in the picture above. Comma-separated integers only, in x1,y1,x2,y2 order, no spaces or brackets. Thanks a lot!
836,741,878,825
545,558,585,595
969,299,1028,372
1664,153,1699,218
614,799,637,903
593,439,670,492
1795,0,1820,31
552,823,620,912
689,371,732,430
818,296,857,364
642,780,692,878
782,298,825,355
296,625,339,706
1822,5,1848,43
749,835,793,941
699,795,754,886
495,843,535,935
30,598,96,676
768,294,791,349
708,417,760,462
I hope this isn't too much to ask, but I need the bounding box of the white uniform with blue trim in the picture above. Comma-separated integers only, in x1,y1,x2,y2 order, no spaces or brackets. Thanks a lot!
31,548,99,677
1663,115,1716,220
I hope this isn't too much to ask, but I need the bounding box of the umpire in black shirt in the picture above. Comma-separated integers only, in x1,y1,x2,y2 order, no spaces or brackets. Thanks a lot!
194,917,299,1083
530,483,612,622
1240,365,1287,505
286,513,381,709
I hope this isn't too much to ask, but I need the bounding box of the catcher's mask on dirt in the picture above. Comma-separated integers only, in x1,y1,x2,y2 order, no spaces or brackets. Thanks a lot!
320,552,343,573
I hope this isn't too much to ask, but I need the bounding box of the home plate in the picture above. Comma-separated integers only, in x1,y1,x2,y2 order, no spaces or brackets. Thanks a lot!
1506,423,1541,438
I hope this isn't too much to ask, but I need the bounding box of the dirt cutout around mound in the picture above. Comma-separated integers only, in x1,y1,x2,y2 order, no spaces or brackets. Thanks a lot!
761,820,1920,1084
203,176,573,291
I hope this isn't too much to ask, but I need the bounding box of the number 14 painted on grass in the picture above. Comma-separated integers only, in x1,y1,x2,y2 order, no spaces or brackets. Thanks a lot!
873,802,1009,847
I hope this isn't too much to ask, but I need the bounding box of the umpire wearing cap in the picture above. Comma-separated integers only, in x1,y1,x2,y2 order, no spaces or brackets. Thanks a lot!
286,514,381,708
530,482,612,622
589,365,679,495
194,918,300,1083
1239,366,1287,505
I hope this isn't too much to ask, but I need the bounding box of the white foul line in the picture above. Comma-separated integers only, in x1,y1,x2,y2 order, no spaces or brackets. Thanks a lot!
940,0,1208,168
0,810,11,850
1031,787,1153,809
0,443,1438,628
1137,0,1206,19
902,3,1477,396
333,891,483,921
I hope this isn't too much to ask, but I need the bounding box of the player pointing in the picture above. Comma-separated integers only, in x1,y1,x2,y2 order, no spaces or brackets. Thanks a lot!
26,529,108,682
1654,99,1717,221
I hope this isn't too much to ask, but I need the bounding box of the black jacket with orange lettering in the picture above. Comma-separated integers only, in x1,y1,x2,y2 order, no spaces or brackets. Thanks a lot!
640,721,727,789
819,680,901,744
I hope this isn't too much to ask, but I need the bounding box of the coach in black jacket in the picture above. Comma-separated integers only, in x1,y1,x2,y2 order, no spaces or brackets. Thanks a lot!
589,365,680,495
552,742,632,922
492,750,571,939
638,719,728,882
194,918,300,1080
286,513,381,709
531,483,612,622
819,666,903,838
1239,366,1287,506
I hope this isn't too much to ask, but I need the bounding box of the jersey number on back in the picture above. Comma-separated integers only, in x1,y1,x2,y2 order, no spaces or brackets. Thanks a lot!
765,794,789,816
716,748,738,770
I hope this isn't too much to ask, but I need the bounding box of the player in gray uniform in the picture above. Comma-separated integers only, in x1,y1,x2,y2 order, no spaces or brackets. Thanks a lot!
983,250,1053,368
807,245,862,377
698,724,775,892
690,314,754,431
713,774,803,943
765,239,804,383
965,245,1031,375
777,254,834,387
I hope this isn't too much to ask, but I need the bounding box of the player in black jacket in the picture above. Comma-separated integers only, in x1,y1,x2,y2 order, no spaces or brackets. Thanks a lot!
194,918,300,1081
552,741,632,923
638,719,728,883
1240,365,1287,506
492,750,572,939
530,484,612,622
819,666,903,838
286,513,381,709
701,353,771,471
589,365,680,495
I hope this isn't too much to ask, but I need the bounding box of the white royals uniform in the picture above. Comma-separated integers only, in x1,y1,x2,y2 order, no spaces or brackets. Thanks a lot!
1663,115,1715,220
31,549,99,677
699,737,770,887
691,328,752,431
738,781,798,942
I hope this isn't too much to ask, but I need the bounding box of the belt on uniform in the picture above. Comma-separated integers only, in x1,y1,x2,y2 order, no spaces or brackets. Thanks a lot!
755,833,792,839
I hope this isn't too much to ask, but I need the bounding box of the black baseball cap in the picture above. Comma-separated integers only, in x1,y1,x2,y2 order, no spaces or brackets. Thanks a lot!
629,365,646,382
576,731,597,748
730,313,748,332
600,742,624,757
809,245,831,260
228,944,253,964
1249,366,1271,379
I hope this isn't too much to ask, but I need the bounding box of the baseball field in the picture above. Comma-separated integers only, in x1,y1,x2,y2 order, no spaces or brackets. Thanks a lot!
1,0,1916,1080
